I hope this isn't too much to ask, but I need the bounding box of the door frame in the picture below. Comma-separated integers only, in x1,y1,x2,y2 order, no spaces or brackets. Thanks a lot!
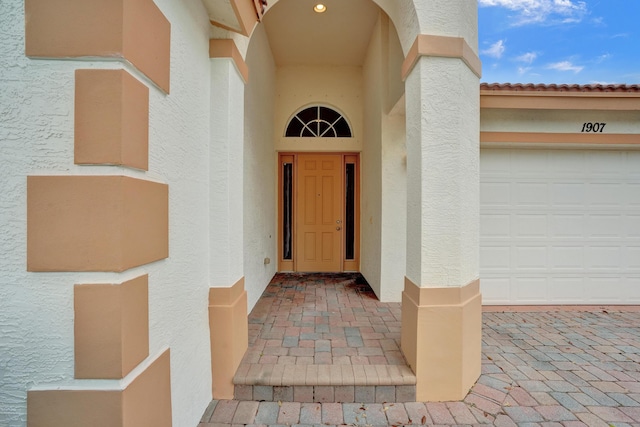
278,152,360,272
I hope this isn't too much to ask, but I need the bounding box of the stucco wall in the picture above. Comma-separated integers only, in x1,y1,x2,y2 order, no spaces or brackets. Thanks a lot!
361,14,384,298
0,0,214,425
481,109,640,134
244,24,278,311
274,66,364,152
361,14,408,302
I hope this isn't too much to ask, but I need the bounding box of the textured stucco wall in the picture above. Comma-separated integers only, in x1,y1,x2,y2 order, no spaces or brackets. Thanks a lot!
361,14,384,298
405,55,480,288
361,14,408,303
0,0,214,425
274,66,364,153
244,24,278,311
481,109,640,134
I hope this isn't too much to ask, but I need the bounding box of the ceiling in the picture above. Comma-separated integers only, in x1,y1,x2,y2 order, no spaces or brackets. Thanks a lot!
262,0,380,66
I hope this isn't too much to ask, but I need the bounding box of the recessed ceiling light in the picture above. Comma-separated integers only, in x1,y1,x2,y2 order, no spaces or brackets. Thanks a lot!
314,4,327,13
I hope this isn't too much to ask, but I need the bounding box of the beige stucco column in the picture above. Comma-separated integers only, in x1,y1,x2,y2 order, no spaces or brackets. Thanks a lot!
208,40,249,400
400,30,483,400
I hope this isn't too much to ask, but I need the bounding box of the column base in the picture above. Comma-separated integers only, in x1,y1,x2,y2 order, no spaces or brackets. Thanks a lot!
209,277,248,399
28,350,172,427
401,277,482,401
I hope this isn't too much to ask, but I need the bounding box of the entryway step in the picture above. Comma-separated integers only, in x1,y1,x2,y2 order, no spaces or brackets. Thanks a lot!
234,384,417,403
233,364,417,402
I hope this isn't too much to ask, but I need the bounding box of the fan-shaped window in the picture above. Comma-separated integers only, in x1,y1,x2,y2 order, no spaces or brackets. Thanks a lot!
285,106,352,138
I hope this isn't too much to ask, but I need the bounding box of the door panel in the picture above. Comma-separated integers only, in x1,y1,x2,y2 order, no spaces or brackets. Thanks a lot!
296,154,342,271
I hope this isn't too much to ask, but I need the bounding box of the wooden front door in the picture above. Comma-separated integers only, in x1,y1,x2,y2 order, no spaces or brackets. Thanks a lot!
295,154,343,272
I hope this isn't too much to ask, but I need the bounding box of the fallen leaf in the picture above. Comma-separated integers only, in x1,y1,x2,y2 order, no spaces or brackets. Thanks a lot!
421,415,427,424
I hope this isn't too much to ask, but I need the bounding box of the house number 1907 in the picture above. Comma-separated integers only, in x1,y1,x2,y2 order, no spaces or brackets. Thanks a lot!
581,122,606,132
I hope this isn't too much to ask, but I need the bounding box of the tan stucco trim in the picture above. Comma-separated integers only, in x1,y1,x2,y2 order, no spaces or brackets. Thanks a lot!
481,90,640,110
209,39,249,84
25,0,171,93
230,0,259,36
402,34,482,81
27,350,172,427
481,131,640,146
74,275,149,379
27,176,168,272
209,277,248,399
75,69,149,170
401,277,482,401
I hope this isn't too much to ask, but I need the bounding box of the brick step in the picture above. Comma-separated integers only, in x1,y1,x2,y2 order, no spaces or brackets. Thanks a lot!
234,384,417,403
233,363,417,402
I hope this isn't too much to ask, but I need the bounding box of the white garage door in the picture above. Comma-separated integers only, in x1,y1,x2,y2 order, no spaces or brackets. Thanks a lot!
481,149,640,304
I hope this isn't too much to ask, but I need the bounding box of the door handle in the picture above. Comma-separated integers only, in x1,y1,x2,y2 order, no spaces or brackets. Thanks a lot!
336,226,342,231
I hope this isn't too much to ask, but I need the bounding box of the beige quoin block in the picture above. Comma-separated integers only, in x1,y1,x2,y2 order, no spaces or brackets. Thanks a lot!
209,278,248,399
27,176,168,272
25,0,171,93
28,350,172,427
75,275,149,379
75,69,149,170
401,278,482,401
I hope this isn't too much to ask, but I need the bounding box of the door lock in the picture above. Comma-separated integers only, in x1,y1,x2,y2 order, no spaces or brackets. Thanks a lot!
336,220,342,224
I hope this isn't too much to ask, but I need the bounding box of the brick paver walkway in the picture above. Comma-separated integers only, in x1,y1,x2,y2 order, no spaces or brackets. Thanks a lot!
201,274,640,426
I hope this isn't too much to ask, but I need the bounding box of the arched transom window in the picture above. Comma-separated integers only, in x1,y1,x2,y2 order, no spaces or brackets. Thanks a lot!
285,106,352,138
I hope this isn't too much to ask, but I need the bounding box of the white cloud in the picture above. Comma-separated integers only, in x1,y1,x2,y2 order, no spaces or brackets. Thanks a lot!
482,40,506,59
515,52,538,64
518,66,532,75
595,53,611,64
478,0,588,26
546,61,584,73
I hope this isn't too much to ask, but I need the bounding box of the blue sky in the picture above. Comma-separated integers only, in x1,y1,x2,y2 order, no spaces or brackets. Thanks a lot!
478,0,640,84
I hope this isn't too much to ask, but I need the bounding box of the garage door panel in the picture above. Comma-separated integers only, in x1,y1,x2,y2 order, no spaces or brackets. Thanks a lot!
551,183,585,205
550,214,585,237
514,246,547,269
480,246,511,270
587,183,624,206
515,277,548,302
481,148,640,305
628,184,640,206
628,247,640,270
481,278,511,303
586,246,622,269
587,215,623,238
480,182,510,205
548,151,587,173
481,214,510,237
514,214,547,237
585,277,625,302
628,216,640,237
587,151,628,175
549,246,584,269
548,277,585,302
515,183,548,205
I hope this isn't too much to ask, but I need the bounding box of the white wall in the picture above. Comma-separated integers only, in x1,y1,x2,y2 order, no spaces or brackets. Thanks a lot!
0,0,214,425
361,15,384,298
361,13,407,302
244,24,278,311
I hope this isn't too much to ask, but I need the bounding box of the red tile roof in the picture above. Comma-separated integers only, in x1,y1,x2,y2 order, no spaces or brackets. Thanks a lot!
481,83,640,92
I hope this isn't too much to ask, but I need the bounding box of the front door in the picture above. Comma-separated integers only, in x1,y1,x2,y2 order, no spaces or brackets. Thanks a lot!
295,154,343,272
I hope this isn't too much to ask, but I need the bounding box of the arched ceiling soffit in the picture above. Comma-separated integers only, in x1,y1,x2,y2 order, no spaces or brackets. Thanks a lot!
264,0,420,66
204,0,420,60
